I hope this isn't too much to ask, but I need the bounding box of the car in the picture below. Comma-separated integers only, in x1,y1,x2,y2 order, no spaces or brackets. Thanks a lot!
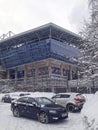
11,96,68,123
1,94,12,103
51,93,86,112
2,92,30,103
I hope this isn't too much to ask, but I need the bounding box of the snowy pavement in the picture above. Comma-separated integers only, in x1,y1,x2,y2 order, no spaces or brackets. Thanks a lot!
0,102,83,130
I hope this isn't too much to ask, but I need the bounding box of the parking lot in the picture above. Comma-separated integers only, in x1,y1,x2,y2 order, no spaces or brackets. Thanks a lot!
0,102,83,130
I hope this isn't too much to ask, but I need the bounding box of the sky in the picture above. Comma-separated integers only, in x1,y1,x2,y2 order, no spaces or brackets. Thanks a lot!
0,0,89,36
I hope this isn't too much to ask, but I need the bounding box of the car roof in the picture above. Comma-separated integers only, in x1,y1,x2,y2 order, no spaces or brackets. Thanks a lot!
24,94,47,98
56,92,80,95
5,92,30,96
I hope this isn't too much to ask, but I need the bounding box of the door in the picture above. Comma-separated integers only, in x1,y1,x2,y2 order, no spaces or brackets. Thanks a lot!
26,97,39,119
52,94,63,105
17,97,28,116
52,94,70,107
59,94,70,107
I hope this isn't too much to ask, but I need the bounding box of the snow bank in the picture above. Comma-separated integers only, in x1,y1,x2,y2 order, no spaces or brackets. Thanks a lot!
82,92,98,130
30,92,55,99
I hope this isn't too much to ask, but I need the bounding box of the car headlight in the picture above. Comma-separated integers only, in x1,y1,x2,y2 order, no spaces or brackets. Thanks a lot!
49,110,57,114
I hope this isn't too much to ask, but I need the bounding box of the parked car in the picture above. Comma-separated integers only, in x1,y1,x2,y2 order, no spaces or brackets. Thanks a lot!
2,92,30,103
11,96,68,123
51,93,86,112
1,94,12,103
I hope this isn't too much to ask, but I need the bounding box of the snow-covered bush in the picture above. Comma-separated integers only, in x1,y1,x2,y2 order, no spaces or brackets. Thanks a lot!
82,92,98,130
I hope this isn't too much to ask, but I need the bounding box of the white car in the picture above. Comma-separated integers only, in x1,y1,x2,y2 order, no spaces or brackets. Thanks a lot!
52,93,86,112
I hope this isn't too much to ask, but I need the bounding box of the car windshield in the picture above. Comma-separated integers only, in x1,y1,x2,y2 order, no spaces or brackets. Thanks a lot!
35,97,54,105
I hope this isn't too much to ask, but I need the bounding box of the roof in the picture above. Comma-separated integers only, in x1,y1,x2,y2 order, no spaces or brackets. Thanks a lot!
0,23,82,48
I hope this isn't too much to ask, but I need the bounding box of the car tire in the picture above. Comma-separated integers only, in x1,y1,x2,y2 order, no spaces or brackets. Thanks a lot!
38,112,49,124
13,108,20,117
66,104,75,112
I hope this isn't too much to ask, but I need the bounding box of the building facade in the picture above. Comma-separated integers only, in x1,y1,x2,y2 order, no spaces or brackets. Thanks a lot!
0,23,81,92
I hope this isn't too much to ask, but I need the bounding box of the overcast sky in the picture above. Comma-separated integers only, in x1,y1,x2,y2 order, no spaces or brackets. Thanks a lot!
0,0,89,36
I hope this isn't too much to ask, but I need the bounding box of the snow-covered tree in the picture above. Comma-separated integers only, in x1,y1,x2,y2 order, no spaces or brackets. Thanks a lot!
79,0,98,90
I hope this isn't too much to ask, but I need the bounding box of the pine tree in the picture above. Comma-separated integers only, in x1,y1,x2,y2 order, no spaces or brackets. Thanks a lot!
79,0,98,92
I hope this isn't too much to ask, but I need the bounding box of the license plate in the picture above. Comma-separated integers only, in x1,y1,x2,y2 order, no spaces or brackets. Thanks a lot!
62,113,67,117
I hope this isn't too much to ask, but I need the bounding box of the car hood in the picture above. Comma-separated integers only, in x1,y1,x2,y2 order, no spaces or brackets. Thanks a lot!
41,103,66,111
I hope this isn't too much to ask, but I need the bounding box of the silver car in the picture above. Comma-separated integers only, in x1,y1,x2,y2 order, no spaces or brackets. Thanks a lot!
52,93,86,112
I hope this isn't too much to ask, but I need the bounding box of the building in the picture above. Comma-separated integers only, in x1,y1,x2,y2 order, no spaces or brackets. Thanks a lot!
0,23,81,92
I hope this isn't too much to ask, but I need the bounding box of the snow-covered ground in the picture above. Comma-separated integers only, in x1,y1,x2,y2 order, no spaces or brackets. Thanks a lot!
82,92,98,130
0,102,83,130
0,92,95,130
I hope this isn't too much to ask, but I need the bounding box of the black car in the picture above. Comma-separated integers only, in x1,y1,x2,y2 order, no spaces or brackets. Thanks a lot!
11,96,68,123
2,94,12,103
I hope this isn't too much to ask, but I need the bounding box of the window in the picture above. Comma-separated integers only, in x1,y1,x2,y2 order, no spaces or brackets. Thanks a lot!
63,69,68,76
53,95,61,98
63,69,70,80
27,97,35,104
17,70,24,78
72,70,78,80
51,67,61,75
18,97,28,103
9,69,15,79
35,97,53,105
38,67,48,75
4,94,10,98
60,94,70,98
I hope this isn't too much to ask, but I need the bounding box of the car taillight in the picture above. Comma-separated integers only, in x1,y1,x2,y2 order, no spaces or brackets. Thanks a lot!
74,98,80,101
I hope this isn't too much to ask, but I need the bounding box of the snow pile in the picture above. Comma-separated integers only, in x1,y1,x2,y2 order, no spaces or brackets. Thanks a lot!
30,92,55,99
82,92,98,130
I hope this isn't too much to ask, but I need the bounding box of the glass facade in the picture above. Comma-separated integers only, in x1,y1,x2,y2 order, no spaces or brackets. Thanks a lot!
0,38,79,68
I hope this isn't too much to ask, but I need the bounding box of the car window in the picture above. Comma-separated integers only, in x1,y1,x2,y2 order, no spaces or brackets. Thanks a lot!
53,95,61,98
5,94,10,97
35,97,53,105
76,93,81,96
19,93,25,96
17,97,28,103
27,97,35,104
60,94,70,98
76,94,85,99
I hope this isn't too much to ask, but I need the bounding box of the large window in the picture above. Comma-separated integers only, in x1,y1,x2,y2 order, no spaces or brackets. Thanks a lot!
9,69,15,79
17,66,24,79
17,70,24,79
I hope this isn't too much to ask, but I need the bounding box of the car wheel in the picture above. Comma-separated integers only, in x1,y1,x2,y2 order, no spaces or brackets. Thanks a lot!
38,112,49,124
66,104,75,112
13,108,20,117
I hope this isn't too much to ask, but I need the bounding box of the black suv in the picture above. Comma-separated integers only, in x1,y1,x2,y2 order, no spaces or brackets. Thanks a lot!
11,96,68,123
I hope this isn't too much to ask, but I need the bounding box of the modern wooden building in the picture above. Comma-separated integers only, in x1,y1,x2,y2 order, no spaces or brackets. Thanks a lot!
0,23,81,92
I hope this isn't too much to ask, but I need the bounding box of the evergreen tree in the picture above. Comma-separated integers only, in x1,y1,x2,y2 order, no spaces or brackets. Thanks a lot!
79,0,98,90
